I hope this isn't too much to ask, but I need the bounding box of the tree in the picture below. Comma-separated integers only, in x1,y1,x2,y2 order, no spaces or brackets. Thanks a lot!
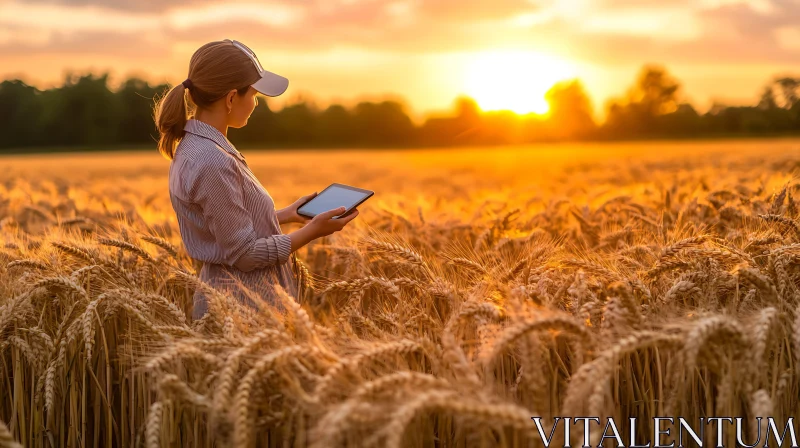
758,85,778,110
317,105,355,146
116,78,168,145
228,99,279,146
272,102,317,145
659,103,702,135
0,80,43,148
776,77,800,109
40,73,120,146
352,100,416,146
454,96,481,124
629,65,680,116
601,65,682,138
544,79,596,139
4,65,800,151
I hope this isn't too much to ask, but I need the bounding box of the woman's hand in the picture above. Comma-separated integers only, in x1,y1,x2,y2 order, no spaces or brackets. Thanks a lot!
287,206,360,252
279,192,317,225
307,206,359,238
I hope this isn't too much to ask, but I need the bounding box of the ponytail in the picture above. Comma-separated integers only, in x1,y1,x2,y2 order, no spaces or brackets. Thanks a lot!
154,83,189,160
154,40,262,160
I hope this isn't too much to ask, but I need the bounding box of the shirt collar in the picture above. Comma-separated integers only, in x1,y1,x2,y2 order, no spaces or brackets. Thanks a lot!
184,118,247,163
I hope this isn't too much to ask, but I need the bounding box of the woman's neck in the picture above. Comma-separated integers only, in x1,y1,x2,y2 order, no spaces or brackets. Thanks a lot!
193,109,228,137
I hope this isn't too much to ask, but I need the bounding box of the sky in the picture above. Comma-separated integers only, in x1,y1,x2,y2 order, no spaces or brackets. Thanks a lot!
2,0,800,123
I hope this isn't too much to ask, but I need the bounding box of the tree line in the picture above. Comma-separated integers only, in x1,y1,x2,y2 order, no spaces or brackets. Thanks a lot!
1,65,799,152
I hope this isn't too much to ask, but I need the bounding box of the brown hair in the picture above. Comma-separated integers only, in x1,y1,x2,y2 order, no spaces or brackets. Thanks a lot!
153,40,261,160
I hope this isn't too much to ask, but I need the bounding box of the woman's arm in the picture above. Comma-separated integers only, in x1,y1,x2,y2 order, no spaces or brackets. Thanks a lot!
276,192,317,225
233,213,343,272
191,154,288,270
192,156,359,272
287,207,359,252
233,234,292,272
276,207,290,225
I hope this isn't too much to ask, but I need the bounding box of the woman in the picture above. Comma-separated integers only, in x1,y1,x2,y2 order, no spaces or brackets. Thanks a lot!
154,39,359,319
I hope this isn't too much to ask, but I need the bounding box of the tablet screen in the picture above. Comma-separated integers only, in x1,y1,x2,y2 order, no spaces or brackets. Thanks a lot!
298,185,370,217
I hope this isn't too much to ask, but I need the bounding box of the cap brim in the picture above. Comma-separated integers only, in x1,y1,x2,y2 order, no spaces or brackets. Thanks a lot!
252,69,289,97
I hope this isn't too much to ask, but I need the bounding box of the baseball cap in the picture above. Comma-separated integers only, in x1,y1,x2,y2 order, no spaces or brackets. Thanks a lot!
225,39,289,97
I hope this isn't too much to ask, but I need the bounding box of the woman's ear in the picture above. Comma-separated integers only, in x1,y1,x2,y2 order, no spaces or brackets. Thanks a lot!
226,89,237,112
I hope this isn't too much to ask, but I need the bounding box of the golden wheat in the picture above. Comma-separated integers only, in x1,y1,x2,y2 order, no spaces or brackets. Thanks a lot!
0,143,798,447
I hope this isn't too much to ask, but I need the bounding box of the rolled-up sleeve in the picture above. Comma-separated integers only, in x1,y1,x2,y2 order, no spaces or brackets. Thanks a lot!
190,154,290,269
233,234,292,272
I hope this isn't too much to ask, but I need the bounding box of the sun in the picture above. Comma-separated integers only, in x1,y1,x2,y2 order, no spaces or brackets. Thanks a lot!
463,50,576,115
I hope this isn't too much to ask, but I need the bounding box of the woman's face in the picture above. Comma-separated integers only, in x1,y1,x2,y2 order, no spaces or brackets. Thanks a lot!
227,86,259,128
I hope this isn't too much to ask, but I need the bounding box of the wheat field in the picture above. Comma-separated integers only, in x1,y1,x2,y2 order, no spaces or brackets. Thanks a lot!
1,139,800,447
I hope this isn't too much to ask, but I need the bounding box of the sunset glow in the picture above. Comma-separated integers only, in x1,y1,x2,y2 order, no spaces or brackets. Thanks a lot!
463,51,576,115
1,0,799,119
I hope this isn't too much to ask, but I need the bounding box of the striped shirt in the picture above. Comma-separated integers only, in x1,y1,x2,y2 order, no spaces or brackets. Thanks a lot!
169,118,298,319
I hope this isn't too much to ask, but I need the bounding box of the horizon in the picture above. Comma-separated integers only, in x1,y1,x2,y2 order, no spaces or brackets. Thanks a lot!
2,0,800,124
1,64,790,127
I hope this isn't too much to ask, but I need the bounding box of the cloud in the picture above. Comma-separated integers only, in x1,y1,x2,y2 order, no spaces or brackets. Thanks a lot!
0,30,172,58
2,0,799,63
19,0,539,22
21,0,217,12
417,0,537,21
516,0,800,65
2,0,800,115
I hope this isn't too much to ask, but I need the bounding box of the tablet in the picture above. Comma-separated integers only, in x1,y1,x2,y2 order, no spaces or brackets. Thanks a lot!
297,183,374,219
